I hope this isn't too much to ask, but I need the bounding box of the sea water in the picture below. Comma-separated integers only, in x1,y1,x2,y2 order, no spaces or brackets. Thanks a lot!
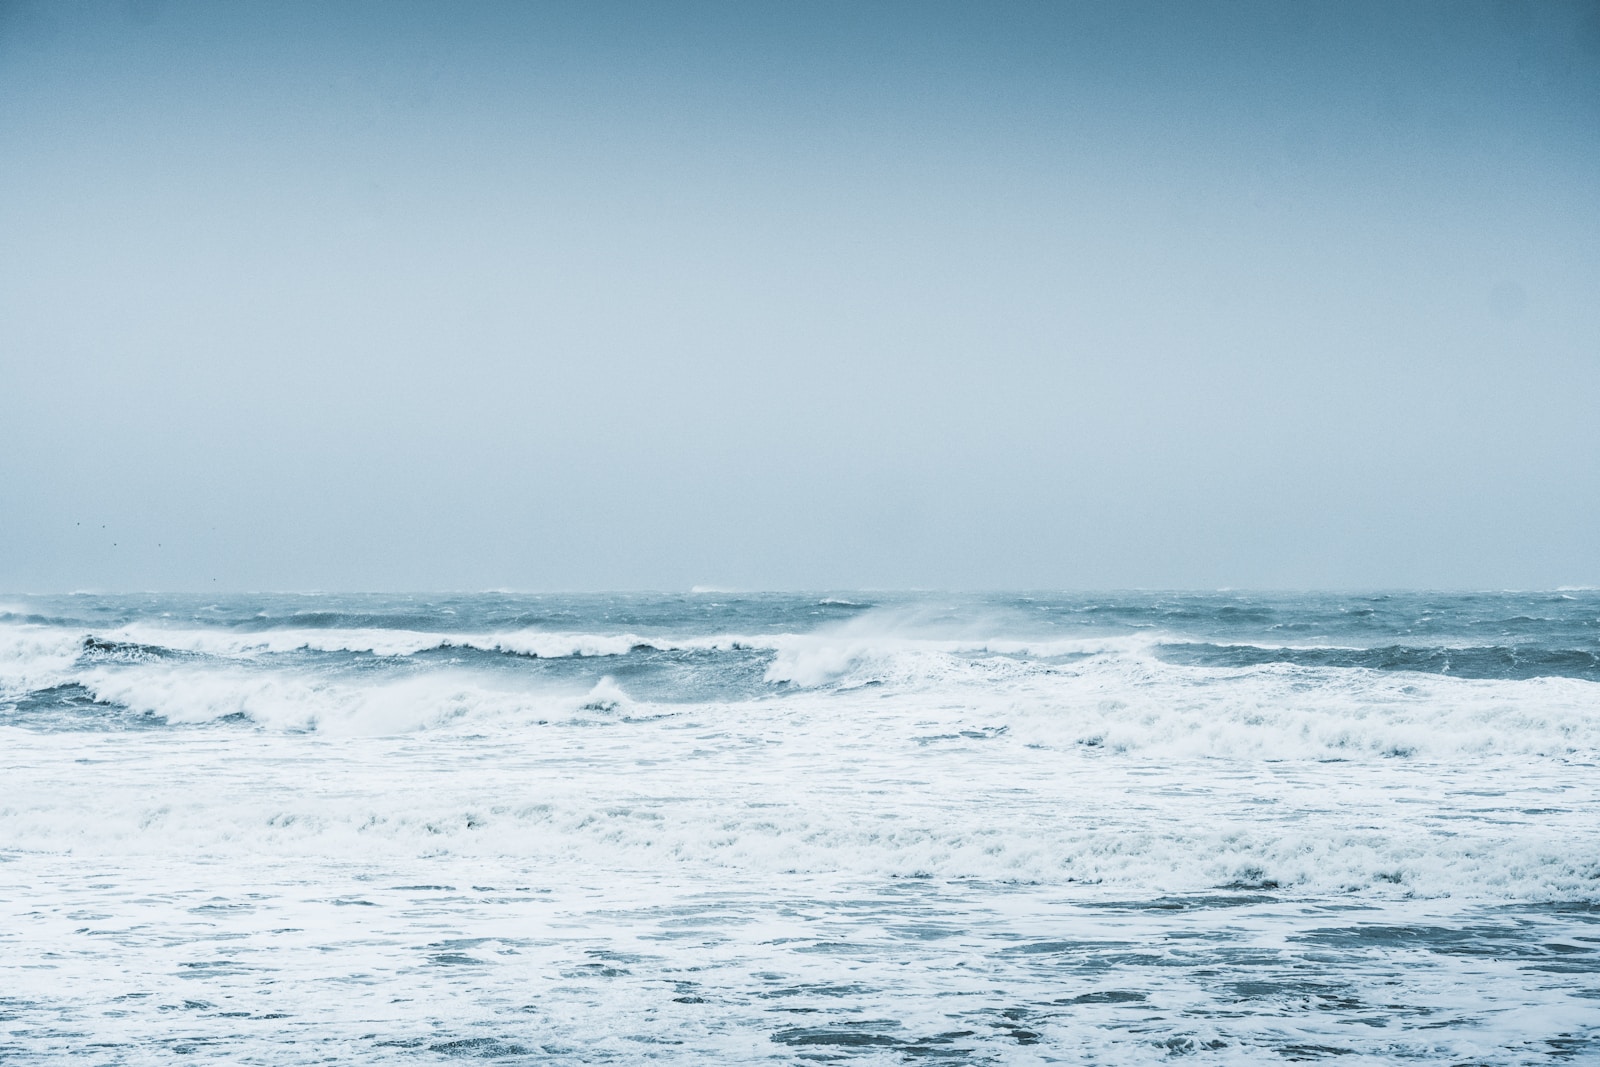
1,591,1597,1064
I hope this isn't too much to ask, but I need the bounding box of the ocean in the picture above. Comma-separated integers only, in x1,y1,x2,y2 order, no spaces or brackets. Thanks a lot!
1,591,1596,1064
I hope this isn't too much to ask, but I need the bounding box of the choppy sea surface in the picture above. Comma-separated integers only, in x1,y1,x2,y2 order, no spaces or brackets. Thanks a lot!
2,591,1598,1065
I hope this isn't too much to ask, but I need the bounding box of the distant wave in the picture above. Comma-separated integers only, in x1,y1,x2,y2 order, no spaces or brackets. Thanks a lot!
3,589,1598,769
10,622,1145,671
1156,640,1600,681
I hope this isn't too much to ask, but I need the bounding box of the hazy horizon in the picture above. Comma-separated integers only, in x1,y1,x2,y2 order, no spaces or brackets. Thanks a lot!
3,0,1597,592
8,585,1600,599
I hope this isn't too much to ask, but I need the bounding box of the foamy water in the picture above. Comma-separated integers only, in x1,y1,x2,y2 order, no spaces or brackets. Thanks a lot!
2,592,1597,1063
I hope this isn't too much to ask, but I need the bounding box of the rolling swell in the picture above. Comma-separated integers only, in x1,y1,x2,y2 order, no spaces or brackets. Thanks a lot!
2,590,1599,738
1157,640,1600,681
59,629,1600,687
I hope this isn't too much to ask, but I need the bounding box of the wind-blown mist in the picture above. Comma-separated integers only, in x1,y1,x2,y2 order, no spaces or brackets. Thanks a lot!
1,0,1597,590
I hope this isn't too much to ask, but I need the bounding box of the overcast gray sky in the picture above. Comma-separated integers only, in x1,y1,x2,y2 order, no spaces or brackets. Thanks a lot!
2,0,1597,591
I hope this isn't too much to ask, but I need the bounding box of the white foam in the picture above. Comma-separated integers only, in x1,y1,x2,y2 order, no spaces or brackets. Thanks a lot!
66,660,612,735
79,623,778,660
0,622,89,698
4,600,1598,1064
2,704,1595,902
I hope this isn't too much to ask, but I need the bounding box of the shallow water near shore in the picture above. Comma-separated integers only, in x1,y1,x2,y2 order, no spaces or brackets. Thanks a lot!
3,591,1598,1063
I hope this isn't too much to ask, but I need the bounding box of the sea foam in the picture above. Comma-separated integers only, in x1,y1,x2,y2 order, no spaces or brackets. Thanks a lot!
2,591,1597,1064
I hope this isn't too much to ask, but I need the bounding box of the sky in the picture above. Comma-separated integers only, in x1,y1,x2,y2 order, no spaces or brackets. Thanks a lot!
1,0,1597,591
